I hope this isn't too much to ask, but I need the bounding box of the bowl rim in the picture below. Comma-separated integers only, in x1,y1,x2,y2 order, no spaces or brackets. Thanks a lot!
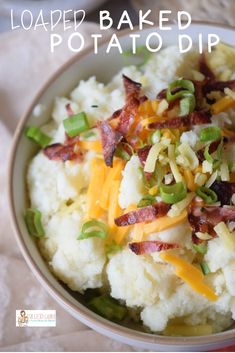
8,21,235,349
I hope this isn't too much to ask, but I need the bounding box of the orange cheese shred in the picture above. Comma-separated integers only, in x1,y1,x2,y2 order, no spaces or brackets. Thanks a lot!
87,158,107,218
108,180,122,229
183,169,197,191
100,159,124,210
160,252,218,302
211,96,235,115
78,140,102,153
143,210,187,235
132,223,144,242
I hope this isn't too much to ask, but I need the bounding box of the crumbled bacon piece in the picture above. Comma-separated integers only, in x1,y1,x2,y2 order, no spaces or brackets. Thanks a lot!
115,203,170,226
123,75,141,99
188,204,235,242
210,181,235,206
137,145,152,167
117,97,140,135
43,142,83,162
98,121,122,167
65,103,74,116
196,139,221,162
156,87,183,100
149,111,211,129
204,80,235,95
129,241,179,255
199,53,215,80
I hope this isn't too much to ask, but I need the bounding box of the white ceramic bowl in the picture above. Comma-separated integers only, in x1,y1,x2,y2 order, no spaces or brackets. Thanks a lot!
8,23,235,351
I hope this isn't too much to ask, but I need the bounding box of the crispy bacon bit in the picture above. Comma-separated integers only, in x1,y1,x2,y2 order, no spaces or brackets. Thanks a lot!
199,53,215,80
188,204,235,242
137,145,151,167
65,103,74,116
129,241,179,255
156,87,183,100
43,142,83,162
149,111,211,129
117,97,140,135
210,181,235,206
196,139,221,162
115,202,170,226
204,80,235,95
98,121,122,167
123,75,141,99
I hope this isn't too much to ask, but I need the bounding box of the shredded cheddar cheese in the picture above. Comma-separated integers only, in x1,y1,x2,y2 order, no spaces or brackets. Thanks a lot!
87,158,107,218
78,140,102,153
211,96,235,115
143,210,187,234
100,159,124,210
160,252,218,301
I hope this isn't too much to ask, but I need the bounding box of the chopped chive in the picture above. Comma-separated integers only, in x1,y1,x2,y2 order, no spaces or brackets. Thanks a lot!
167,79,195,102
137,195,156,208
91,105,98,108
77,219,108,240
200,126,222,142
179,94,196,116
200,262,211,275
82,131,96,139
25,208,45,238
192,243,208,255
26,126,51,148
105,241,123,259
159,182,187,204
89,295,127,321
196,186,218,204
63,112,89,137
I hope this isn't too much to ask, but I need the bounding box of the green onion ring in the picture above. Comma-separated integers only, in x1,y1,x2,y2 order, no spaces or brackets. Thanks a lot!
137,195,156,208
166,79,195,102
195,186,218,204
26,126,51,148
63,112,90,137
200,126,222,142
159,182,187,204
193,243,208,255
78,219,108,240
25,208,45,237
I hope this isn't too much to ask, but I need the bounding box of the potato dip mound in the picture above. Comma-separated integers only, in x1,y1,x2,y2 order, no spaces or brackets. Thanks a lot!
25,44,235,336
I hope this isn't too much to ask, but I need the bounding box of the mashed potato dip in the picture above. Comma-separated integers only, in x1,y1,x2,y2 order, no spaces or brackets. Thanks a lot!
25,44,235,336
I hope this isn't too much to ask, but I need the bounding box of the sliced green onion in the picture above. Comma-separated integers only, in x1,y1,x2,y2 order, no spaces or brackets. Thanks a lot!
81,131,96,139
89,295,127,321
26,126,51,148
63,112,89,137
196,186,218,204
115,143,134,161
25,208,45,237
193,243,208,255
200,126,222,142
105,241,123,259
148,130,161,144
204,144,214,163
200,262,211,275
77,219,108,240
137,195,156,208
167,79,195,102
159,182,187,204
179,94,196,116
213,140,223,170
